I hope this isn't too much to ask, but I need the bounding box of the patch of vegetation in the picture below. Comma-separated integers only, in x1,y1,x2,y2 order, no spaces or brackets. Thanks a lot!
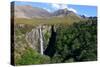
16,48,50,65
43,30,51,49
51,17,97,63
14,23,51,65
14,24,34,62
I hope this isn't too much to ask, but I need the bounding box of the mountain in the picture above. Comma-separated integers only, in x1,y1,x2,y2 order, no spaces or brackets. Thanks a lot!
14,5,52,19
53,8,81,18
14,5,82,19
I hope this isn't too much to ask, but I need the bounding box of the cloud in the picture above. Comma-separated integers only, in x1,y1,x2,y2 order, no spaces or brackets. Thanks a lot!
51,4,60,9
43,8,51,12
51,4,67,10
68,8,77,13
51,4,77,13
60,4,68,9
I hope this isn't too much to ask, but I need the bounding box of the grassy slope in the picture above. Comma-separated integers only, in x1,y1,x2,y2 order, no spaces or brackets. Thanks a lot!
15,16,84,26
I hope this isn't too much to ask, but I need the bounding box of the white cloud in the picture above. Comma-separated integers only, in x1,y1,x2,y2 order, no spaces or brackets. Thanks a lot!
68,8,77,13
51,4,67,10
60,4,67,9
43,8,51,12
51,3,77,13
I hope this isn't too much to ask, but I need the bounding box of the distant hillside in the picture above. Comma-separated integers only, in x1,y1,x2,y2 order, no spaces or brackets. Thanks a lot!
15,5,52,19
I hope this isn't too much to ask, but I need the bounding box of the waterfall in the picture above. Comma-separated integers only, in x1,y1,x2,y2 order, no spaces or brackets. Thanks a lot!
39,26,44,55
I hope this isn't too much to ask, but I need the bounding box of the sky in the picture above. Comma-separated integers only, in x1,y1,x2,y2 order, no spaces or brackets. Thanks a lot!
14,1,97,17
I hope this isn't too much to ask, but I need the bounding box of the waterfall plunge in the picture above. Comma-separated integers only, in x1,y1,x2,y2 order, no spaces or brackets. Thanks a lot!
39,26,44,55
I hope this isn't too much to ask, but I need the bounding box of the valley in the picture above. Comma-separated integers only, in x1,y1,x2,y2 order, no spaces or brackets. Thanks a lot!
11,3,97,65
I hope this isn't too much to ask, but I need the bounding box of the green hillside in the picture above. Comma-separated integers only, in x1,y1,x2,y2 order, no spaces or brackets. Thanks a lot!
15,16,84,26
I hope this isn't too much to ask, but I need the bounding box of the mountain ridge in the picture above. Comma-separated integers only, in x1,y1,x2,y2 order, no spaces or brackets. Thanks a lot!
14,5,81,19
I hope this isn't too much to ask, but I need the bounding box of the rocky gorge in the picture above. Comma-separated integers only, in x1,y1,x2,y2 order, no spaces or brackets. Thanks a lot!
14,23,58,60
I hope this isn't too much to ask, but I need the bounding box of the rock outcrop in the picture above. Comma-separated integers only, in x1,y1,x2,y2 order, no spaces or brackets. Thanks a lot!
25,25,52,53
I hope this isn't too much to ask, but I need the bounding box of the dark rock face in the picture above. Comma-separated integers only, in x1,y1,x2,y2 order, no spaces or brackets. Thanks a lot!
44,25,57,57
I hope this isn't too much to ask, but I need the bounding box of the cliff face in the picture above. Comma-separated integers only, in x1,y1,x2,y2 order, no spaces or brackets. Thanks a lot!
25,25,52,53
25,27,40,52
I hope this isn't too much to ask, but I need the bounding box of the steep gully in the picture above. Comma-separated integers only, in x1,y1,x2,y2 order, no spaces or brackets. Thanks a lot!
39,25,56,57
44,25,57,57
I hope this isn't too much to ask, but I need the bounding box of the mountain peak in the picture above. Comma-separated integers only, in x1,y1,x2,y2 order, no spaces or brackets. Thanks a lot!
53,8,74,16
63,8,68,12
